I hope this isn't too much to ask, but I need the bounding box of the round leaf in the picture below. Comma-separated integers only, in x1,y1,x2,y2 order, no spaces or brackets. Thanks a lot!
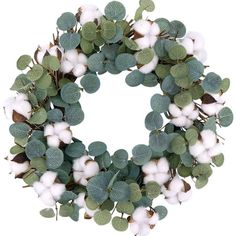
145,111,163,131
129,183,142,202
61,83,81,104
202,72,222,93
87,53,105,73
27,64,44,81
112,217,128,231
82,22,97,41
9,123,31,139
168,45,187,60
112,149,128,169
151,94,171,113
94,210,111,225
171,135,186,155
218,107,233,127
17,55,32,70
88,141,107,156
40,208,55,218
116,201,134,215
174,91,192,108
154,206,168,220
65,104,84,126
115,53,136,71
29,108,47,125
80,74,101,94
65,142,85,158
60,33,81,51
149,132,169,152
125,70,144,87
105,1,126,21
101,21,116,40
132,144,152,166
145,181,161,199
57,12,77,31
42,56,60,71
136,48,154,65
46,147,64,169
25,140,46,160
110,181,131,202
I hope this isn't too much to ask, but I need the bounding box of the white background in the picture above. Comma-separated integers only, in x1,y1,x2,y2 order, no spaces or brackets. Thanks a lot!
0,0,236,235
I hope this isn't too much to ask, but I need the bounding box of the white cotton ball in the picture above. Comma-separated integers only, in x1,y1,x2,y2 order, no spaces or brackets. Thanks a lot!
138,223,151,236
157,157,169,173
64,50,79,63
150,22,160,36
132,207,147,223
34,182,47,196
78,155,91,169
143,174,156,184
201,130,217,149
133,20,151,35
47,135,60,148
44,124,54,136
182,103,195,116
80,11,98,26
148,35,158,48
195,49,207,63
40,190,56,206
217,94,225,104
154,173,170,186
73,158,83,171
196,151,211,163
215,104,224,114
130,222,140,235
139,55,158,74
81,4,98,12
80,178,88,186
169,104,182,117
72,64,87,77
135,36,152,50
54,122,70,134
40,171,57,187
73,171,84,183
77,53,88,65
149,212,159,225
201,103,218,116
161,187,177,198
60,60,74,74
185,119,193,129
16,93,28,101
181,38,194,54
187,32,205,51
208,143,221,157
50,183,66,200
178,189,192,202
83,161,99,178
3,97,15,119
48,46,61,57
14,100,32,119
189,141,205,157
171,116,188,127
142,161,157,174
58,130,72,144
9,161,29,176
188,110,199,120
166,196,179,205
75,192,86,207
169,176,184,193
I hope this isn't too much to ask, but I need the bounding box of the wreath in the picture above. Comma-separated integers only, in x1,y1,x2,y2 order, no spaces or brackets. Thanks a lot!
4,0,233,235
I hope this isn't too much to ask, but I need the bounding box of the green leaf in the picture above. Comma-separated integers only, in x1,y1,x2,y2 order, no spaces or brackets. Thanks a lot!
124,37,138,51
168,45,187,60
65,141,85,158
40,208,55,218
192,164,212,178
25,140,46,160
142,73,158,87
80,37,95,54
59,204,74,217
129,183,142,202
82,22,97,41
87,53,105,73
154,39,168,58
100,199,115,211
115,53,136,71
46,147,64,169
185,128,198,145
195,176,208,189
23,171,39,185
116,201,134,215
178,165,192,177
170,63,188,79
17,55,32,70
174,91,192,108
94,210,112,225
189,84,204,100
140,0,155,12
101,21,116,40
133,196,152,208
95,151,112,169
10,145,24,155
47,109,63,122
42,56,60,71
171,135,186,155
35,73,52,89
220,78,230,93
27,64,44,81
105,1,126,21
125,70,144,87
155,64,171,79
218,107,233,127
187,59,204,81
180,152,194,167
149,131,169,152
88,141,107,156
112,217,128,231
132,144,152,166
28,92,38,107
155,18,171,33
136,48,154,65
150,94,170,113
112,149,128,169
70,204,80,221
86,197,99,210
161,75,180,95
145,111,163,131
60,33,81,51
80,74,101,94
169,20,186,38
154,206,168,220
65,104,84,126
145,181,161,199
29,108,47,125
110,181,131,202
59,191,78,204
57,12,77,31
10,74,31,91
31,157,47,172
9,123,31,139
61,83,81,104
202,72,222,93
212,154,224,167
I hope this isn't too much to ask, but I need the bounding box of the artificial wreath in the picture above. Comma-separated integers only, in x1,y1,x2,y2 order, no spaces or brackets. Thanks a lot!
4,0,233,235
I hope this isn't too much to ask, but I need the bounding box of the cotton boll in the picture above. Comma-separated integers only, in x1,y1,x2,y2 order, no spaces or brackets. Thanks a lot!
188,110,199,120
64,50,80,63
132,207,147,223
142,161,157,174
73,171,84,183
14,100,32,119
130,222,140,235
16,93,28,101
149,35,158,48
47,135,60,148
154,173,170,185
196,151,211,163
201,103,218,116
34,182,47,196
73,64,87,77
157,158,169,173
77,156,91,169
201,130,217,149
77,53,88,65
189,141,205,157
139,55,158,74
40,190,56,206
58,130,72,144
169,176,184,193
169,104,182,117
143,174,156,184
171,116,188,127
148,212,159,225
83,161,99,178
135,36,152,50
208,143,221,157
54,122,69,134
80,178,88,186
161,187,177,198
181,38,194,54
73,159,83,172
166,196,179,205
182,103,195,116
40,171,57,187
178,189,192,202
195,49,207,63
133,20,151,35
150,22,160,36
138,224,151,236
9,161,29,177
44,124,54,136
50,183,66,200
60,60,74,74
75,193,86,207
187,32,205,51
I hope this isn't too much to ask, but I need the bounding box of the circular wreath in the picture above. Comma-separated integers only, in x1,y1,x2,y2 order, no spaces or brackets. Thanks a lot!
4,0,233,235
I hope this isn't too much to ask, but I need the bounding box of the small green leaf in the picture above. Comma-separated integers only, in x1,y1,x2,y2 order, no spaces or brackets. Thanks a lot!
170,63,188,79
60,33,81,51
105,1,126,21
59,204,74,217
154,206,168,220
65,103,84,126
192,164,212,178
40,208,55,218
218,107,233,127
168,45,187,60
150,94,170,113
94,210,112,225
178,165,192,177
80,74,101,94
115,53,136,71
82,22,97,41
112,149,128,169
220,78,230,93
86,197,99,210
35,73,52,89
185,128,198,145
145,111,163,131
88,141,107,156
23,171,39,185
212,154,224,167
195,176,208,189
59,191,78,204
129,183,142,202
17,55,32,70
31,158,47,172
57,12,77,31
112,217,128,231
9,123,31,139
110,181,131,202
140,0,155,12
124,37,139,50
10,145,25,155
136,48,154,65
46,147,64,169
116,201,134,215
174,91,192,108
29,108,47,125
142,73,158,87
47,109,63,122
132,144,152,166
125,70,144,87
95,151,112,169
100,199,115,211
27,64,44,81
161,75,180,95
65,141,86,158
145,181,161,199
101,21,116,40
169,20,186,38
202,72,222,93
149,132,169,153
10,74,31,91
61,83,81,104
25,140,46,160
87,53,105,73
42,56,60,71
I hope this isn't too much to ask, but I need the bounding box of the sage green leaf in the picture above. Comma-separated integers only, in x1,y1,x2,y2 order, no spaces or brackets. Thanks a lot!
155,18,171,33
169,20,186,38
110,181,131,202
195,176,208,189
192,164,212,178
154,206,168,220
142,73,158,87
134,7,144,21
65,103,84,126
35,88,47,102
112,149,128,169
101,21,116,40
65,142,86,158
180,152,194,167
178,165,192,177
140,0,155,11
70,204,80,221
189,84,204,99
100,199,115,211
112,217,128,231
124,37,138,51
47,81,58,96
95,151,112,169
125,70,144,87
101,44,119,60
80,74,101,94
42,56,60,71
29,108,47,125
31,157,47,172
59,204,74,217
106,25,124,44
136,48,154,65
174,91,192,108
185,128,198,145
116,201,134,215
133,196,152,208
88,141,107,156
59,191,78,204
17,55,32,70
82,22,97,41
171,135,186,155
47,109,63,122
115,53,136,71
10,145,24,155
57,12,76,31
220,78,230,93
168,45,187,60
202,72,222,93
9,123,31,139
149,131,169,152
46,147,64,169
154,39,168,58
51,95,69,108
61,83,81,104
150,94,170,113
129,183,142,202
86,197,99,210
40,208,55,218
10,74,31,91
218,107,233,127
27,64,44,81
212,154,224,167
161,75,180,95
145,111,163,131
88,53,105,73
80,38,94,54
204,117,216,132
132,144,152,166
170,63,188,79
105,1,126,21
187,59,204,81
155,64,171,79
60,33,80,50
25,140,46,160
145,181,161,199
94,210,112,225
35,73,52,89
